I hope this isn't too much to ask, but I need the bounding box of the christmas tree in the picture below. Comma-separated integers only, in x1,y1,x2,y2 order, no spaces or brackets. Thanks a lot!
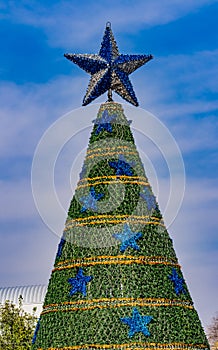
31,23,209,350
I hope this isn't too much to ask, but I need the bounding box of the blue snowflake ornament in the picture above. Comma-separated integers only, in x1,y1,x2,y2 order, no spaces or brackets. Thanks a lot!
68,268,93,297
32,318,40,344
121,307,153,338
109,154,135,176
79,186,104,212
113,223,142,252
93,109,117,135
140,187,157,211
168,268,186,296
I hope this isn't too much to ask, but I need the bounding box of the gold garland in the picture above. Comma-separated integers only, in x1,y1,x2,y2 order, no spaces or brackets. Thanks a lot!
86,145,135,155
65,215,164,229
56,254,178,266
86,150,138,160
77,179,149,189
78,175,148,183
53,255,180,272
65,220,164,229
38,342,208,350
66,214,159,224
41,297,193,316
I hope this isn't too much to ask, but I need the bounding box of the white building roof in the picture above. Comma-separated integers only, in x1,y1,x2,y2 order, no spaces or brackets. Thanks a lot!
0,285,47,305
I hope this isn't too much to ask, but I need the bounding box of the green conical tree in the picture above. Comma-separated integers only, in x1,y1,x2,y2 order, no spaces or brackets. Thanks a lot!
31,102,209,350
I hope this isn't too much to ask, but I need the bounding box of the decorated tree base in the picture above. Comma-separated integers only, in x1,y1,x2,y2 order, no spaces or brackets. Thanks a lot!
31,102,209,350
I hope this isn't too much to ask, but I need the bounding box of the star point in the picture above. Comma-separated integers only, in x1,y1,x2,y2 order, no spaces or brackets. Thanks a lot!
65,23,153,106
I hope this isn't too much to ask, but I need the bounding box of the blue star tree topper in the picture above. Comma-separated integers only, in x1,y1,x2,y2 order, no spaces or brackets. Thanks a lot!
121,307,153,337
68,268,93,297
64,22,153,106
168,268,186,296
113,223,142,252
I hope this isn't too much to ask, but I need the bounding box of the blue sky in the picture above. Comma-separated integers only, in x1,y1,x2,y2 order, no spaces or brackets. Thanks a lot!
0,0,218,332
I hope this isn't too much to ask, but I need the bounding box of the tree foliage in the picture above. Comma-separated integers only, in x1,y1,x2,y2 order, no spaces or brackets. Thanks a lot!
207,312,218,349
0,296,37,350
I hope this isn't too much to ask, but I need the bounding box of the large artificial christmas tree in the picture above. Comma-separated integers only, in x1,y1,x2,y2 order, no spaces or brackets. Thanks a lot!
31,23,209,350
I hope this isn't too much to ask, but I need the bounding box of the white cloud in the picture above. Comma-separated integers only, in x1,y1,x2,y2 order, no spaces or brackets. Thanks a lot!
130,50,218,161
0,75,87,157
2,0,217,48
137,49,218,110
0,180,36,220
0,222,58,287
172,116,218,153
